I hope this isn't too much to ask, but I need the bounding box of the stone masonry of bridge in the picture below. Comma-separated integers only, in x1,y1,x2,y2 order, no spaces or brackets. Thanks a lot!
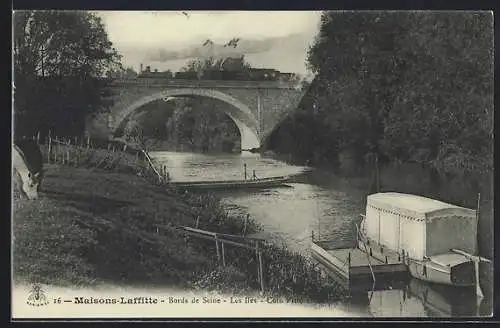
86,78,305,148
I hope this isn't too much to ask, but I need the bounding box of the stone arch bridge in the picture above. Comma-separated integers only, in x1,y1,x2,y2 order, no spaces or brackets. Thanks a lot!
87,78,305,149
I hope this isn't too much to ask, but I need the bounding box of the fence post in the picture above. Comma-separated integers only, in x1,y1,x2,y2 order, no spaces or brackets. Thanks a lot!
86,136,90,149
215,234,220,263
258,249,265,294
195,216,200,229
243,213,249,236
36,131,40,145
221,242,226,267
47,132,52,163
255,241,260,284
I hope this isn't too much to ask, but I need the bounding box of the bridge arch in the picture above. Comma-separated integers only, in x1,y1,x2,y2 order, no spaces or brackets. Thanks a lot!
113,88,260,150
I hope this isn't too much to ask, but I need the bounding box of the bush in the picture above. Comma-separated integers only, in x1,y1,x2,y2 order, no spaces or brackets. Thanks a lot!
191,265,252,294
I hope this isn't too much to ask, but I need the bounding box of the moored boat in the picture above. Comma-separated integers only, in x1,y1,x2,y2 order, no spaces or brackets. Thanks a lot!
168,175,292,191
358,192,489,290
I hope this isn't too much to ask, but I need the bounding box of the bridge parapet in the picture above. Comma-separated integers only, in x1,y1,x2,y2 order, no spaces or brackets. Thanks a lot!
111,78,300,90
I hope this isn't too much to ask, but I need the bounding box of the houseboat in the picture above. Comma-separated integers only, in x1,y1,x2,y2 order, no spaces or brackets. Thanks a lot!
311,192,490,296
358,192,489,290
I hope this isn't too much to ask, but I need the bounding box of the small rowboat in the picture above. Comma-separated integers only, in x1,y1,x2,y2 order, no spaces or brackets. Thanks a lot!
168,175,292,191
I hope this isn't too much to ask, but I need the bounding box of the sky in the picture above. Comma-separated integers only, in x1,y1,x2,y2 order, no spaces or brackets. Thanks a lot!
98,11,322,78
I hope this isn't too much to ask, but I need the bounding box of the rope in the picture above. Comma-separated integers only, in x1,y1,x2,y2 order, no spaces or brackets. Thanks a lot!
356,222,376,284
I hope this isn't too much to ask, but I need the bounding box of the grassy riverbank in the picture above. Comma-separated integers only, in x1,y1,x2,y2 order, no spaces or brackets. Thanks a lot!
12,145,346,302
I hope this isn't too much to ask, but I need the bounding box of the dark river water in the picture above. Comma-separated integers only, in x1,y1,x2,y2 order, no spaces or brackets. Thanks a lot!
150,151,492,318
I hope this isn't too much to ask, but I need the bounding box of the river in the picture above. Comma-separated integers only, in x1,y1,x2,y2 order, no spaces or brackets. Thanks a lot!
150,150,492,318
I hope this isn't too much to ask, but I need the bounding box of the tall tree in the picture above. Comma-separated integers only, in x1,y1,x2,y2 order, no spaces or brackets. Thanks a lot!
13,10,122,138
301,11,493,174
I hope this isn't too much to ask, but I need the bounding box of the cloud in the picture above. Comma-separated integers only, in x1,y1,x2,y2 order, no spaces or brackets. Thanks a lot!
144,34,302,62
99,11,321,48
98,11,322,75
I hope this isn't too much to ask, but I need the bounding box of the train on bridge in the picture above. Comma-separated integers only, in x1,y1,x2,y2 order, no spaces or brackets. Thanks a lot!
134,65,297,83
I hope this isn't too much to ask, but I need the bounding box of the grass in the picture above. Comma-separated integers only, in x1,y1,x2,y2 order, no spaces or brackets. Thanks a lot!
13,142,346,302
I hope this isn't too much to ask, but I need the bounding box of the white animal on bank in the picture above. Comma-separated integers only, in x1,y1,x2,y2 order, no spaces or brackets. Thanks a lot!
12,139,44,200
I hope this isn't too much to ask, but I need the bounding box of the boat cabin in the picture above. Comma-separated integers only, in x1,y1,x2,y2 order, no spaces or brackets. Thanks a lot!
362,192,477,261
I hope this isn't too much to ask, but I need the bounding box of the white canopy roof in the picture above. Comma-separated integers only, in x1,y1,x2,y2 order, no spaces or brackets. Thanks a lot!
367,192,476,221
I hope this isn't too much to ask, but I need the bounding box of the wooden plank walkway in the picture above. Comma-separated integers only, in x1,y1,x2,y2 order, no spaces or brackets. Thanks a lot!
311,240,408,290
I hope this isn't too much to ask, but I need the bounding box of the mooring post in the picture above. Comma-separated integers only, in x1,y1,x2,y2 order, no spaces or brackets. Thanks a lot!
244,164,247,181
348,252,351,268
385,255,388,264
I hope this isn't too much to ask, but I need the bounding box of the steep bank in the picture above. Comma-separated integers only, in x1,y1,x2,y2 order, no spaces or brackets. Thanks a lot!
12,149,345,302
13,164,249,287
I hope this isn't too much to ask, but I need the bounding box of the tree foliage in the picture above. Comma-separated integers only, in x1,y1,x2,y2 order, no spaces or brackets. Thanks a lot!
269,11,493,176
164,98,240,152
13,10,122,139
123,98,240,153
